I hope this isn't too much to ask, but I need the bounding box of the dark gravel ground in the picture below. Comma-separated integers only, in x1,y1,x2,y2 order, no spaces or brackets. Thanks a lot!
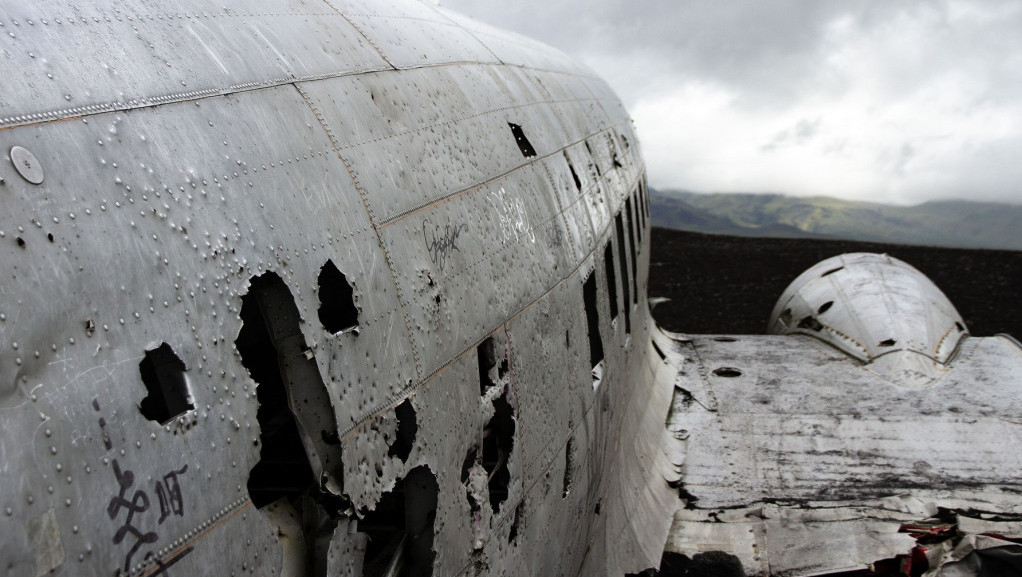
648,227,1022,338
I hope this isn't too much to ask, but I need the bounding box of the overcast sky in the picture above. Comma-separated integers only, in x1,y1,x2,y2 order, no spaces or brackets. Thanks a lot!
443,0,1022,205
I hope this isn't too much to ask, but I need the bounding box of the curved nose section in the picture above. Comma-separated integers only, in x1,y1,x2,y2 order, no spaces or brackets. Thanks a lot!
769,253,968,387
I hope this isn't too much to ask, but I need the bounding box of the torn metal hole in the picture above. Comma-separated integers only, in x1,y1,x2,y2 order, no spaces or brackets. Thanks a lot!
387,398,417,463
317,259,358,334
779,308,793,326
880,339,897,347
482,392,516,513
477,337,497,395
817,301,834,314
798,315,824,332
139,343,193,425
713,337,738,342
955,322,966,332
239,272,343,509
508,500,524,544
712,367,743,378
507,122,536,158
359,466,439,577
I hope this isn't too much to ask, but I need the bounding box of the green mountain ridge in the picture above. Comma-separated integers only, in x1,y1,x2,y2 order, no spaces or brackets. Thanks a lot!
649,189,1022,250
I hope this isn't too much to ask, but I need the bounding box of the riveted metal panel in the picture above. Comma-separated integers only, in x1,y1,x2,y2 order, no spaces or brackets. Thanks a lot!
379,162,574,379
327,0,498,69
0,80,420,575
437,7,587,73
506,276,595,493
0,0,389,128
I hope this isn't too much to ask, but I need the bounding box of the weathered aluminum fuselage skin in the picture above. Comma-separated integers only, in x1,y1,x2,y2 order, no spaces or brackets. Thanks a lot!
0,1,666,576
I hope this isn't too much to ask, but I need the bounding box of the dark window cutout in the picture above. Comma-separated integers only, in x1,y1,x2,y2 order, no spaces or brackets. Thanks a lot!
562,436,575,498
615,213,631,334
584,271,604,368
604,243,619,320
387,398,417,463
879,339,897,347
821,266,844,278
817,301,834,314
508,122,537,158
318,259,359,334
139,343,193,425
359,466,439,577
626,200,639,302
565,152,582,192
712,367,743,378
955,322,966,332
482,392,516,513
625,188,641,245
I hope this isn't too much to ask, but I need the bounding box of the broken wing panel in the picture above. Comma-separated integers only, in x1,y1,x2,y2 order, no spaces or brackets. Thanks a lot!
660,331,1022,575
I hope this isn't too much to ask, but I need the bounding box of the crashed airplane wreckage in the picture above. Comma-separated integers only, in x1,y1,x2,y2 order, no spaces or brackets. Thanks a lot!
0,1,1019,576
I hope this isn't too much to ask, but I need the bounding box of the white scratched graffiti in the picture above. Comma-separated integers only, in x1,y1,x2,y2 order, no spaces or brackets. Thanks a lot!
488,187,535,245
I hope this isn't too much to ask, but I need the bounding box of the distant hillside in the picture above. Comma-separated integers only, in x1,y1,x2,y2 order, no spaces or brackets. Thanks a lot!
650,189,1022,250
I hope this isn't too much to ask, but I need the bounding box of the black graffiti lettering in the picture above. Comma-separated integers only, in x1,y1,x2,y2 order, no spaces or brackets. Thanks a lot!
423,218,468,272
155,465,189,523
107,459,159,572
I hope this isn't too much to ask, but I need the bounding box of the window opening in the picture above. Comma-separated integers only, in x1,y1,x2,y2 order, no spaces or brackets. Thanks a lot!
508,123,536,158
565,151,582,192
318,259,359,334
626,200,639,303
630,190,642,245
584,271,604,368
615,213,631,334
604,243,619,320
139,343,193,424
359,466,439,577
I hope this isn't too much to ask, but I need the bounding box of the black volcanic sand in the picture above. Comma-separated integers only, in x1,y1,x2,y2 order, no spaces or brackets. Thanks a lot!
648,227,1022,338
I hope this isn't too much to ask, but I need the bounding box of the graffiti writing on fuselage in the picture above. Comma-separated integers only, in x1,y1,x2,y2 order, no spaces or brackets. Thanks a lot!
489,187,535,245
